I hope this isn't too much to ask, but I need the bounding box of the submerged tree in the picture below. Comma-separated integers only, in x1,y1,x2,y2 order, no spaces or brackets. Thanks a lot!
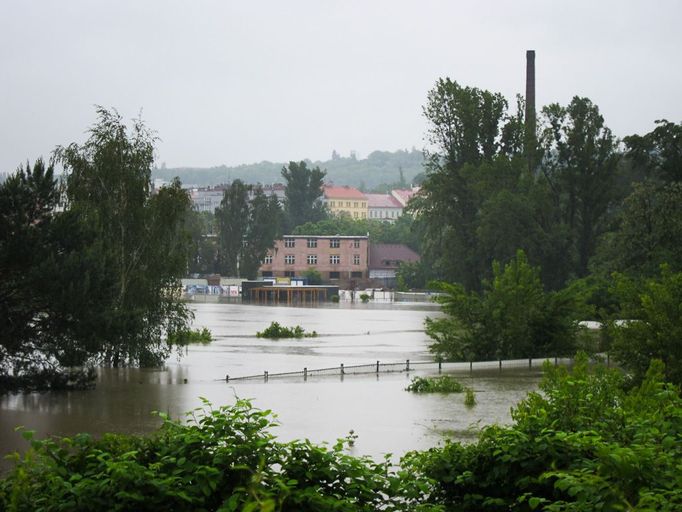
57,107,193,368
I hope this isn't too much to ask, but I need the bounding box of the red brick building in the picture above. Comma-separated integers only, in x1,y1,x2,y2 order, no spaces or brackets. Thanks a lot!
260,235,369,286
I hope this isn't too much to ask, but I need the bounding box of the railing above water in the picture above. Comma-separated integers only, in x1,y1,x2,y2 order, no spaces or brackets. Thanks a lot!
224,357,579,383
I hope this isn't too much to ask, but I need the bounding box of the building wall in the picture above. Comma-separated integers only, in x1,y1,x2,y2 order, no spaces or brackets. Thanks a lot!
368,206,402,222
326,198,368,219
260,235,369,284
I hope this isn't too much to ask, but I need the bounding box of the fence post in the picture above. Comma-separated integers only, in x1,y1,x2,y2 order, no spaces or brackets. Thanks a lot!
554,356,558,366
607,352,610,367
499,360,502,371
376,360,379,374
264,371,268,382
225,374,230,382
529,357,532,369
340,363,344,375
470,361,473,373
438,359,442,373
406,359,410,372
304,367,307,381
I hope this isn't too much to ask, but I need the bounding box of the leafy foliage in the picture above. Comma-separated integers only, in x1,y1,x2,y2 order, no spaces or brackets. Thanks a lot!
610,266,682,386
402,356,682,511
281,161,327,231
168,327,213,346
406,375,464,393
426,250,585,361
256,322,317,339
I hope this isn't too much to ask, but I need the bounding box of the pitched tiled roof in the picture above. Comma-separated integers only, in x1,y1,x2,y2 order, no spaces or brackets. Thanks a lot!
365,193,403,208
323,186,366,200
391,188,420,207
369,244,420,269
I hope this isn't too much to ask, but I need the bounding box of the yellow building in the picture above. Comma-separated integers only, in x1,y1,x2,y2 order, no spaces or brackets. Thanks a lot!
323,186,367,219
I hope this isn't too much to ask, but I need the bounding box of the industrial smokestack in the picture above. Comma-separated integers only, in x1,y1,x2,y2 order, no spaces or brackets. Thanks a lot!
525,50,536,171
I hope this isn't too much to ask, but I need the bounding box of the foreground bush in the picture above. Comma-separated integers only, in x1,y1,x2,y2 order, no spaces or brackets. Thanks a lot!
402,356,682,511
2,357,680,511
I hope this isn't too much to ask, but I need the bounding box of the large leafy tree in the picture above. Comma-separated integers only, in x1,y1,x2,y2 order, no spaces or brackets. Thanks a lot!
215,181,282,278
281,161,327,230
426,250,582,361
624,119,682,183
57,108,193,368
541,97,620,277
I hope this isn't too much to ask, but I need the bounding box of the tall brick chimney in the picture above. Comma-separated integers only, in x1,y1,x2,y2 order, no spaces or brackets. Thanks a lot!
525,50,536,171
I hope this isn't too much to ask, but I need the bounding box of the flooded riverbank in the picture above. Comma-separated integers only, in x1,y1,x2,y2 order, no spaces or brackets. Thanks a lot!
0,303,542,471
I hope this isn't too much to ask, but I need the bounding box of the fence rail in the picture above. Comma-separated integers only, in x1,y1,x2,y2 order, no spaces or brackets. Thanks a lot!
224,356,577,383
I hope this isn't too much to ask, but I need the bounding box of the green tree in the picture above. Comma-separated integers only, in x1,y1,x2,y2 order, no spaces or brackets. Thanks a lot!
281,161,327,230
541,97,620,277
596,181,682,277
624,119,682,183
240,188,282,279
57,108,193,368
215,179,250,276
610,266,682,385
186,210,218,275
426,250,583,361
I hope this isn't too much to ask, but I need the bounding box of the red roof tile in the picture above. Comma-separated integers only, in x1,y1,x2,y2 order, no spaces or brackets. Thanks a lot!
365,193,403,208
324,186,366,200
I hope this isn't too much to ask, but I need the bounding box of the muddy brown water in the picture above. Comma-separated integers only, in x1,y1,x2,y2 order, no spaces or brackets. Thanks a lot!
0,303,542,472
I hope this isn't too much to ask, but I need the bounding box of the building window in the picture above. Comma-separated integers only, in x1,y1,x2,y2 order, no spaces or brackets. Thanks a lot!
330,255,340,265
351,271,363,278
307,254,317,265
262,271,273,277
353,254,360,265
330,201,335,207
307,238,317,248
285,254,295,265
284,238,295,248
263,255,272,264
346,201,351,207
329,271,340,279
353,201,358,208
361,212,366,218
353,239,360,248
330,238,340,248
353,211,358,218
284,271,295,277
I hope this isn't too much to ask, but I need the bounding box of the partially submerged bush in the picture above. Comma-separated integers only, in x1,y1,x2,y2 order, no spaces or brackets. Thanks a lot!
464,387,476,407
168,327,212,346
256,321,317,339
406,375,464,393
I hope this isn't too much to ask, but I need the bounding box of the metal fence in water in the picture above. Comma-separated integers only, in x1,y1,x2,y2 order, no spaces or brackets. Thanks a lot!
224,357,575,383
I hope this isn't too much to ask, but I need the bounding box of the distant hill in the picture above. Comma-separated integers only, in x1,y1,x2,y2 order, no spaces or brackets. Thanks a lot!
152,149,424,189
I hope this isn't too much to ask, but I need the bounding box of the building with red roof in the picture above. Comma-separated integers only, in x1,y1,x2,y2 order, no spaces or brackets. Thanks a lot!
323,185,367,219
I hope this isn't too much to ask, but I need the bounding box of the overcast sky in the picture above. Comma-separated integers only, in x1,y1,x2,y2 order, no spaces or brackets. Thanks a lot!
1,1,681,172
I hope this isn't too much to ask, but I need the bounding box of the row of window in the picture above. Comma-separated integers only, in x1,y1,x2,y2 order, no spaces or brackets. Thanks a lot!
262,271,364,279
369,210,399,218
329,201,367,208
279,254,362,265
284,238,362,248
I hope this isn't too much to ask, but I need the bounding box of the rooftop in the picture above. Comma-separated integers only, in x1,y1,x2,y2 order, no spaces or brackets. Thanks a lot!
369,243,420,269
323,185,366,200
365,193,403,209
391,187,420,206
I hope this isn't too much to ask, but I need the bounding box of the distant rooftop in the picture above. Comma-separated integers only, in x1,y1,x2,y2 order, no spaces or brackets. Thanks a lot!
369,243,420,269
391,187,420,206
365,193,403,209
323,185,366,200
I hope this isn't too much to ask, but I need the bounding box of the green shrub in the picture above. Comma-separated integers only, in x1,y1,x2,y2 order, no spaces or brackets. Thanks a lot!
256,321,317,339
406,375,464,393
168,327,212,345
330,295,340,303
464,387,476,407
359,293,371,303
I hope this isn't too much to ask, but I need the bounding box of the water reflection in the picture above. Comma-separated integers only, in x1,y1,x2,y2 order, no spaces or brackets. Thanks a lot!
1,303,540,471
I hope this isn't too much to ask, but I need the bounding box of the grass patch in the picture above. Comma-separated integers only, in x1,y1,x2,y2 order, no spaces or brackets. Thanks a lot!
406,375,464,393
256,321,318,339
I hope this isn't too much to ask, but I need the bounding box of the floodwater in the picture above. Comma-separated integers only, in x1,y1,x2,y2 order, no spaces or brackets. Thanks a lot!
0,302,542,471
